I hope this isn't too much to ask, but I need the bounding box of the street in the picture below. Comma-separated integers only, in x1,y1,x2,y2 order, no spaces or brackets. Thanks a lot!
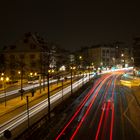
56,72,140,140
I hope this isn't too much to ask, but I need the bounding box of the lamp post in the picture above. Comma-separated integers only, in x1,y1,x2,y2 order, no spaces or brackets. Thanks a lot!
25,93,34,129
47,69,54,121
79,56,83,77
0,75,9,107
38,73,42,94
82,72,84,86
121,53,125,67
61,78,64,101
19,63,24,100
131,57,134,66
47,70,50,121
112,57,116,66
29,72,37,96
26,95,30,128
70,66,76,94
18,71,21,87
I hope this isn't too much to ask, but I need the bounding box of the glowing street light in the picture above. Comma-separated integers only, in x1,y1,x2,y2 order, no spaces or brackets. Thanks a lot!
1,77,4,81
30,72,33,76
79,56,82,60
18,71,21,75
59,65,66,71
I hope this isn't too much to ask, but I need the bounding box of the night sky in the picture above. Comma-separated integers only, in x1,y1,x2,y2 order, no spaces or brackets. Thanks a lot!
0,0,140,51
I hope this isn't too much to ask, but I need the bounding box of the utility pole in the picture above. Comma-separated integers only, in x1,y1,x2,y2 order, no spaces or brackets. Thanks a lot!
39,74,42,93
26,96,29,128
20,62,24,100
47,71,50,121
70,68,73,94
62,79,64,101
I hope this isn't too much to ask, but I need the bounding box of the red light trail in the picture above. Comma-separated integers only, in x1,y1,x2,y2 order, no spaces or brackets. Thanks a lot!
56,75,110,140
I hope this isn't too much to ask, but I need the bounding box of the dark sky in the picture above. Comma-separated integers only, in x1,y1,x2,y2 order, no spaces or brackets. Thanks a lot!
0,0,140,51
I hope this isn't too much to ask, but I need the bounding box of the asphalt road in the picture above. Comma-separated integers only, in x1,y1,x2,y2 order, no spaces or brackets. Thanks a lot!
56,72,140,140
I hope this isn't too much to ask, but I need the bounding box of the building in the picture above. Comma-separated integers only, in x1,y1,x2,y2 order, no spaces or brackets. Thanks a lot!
133,38,140,67
0,32,55,80
77,43,133,70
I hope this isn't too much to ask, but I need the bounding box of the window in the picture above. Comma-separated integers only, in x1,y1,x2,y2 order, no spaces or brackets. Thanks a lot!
2,46,7,50
10,55,15,59
30,54,35,59
30,44,36,49
20,54,25,59
102,50,105,56
10,70,15,75
10,45,16,50
23,39,28,43
30,62,36,67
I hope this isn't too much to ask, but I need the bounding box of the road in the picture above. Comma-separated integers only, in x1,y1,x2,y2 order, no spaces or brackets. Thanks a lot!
56,72,140,140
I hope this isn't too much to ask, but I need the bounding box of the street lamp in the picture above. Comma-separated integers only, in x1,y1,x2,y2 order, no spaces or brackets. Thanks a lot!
18,71,21,75
18,64,24,100
30,72,33,76
25,94,34,129
79,56,82,60
61,79,64,101
112,57,116,66
131,57,134,66
121,53,125,67
18,71,21,87
26,96,30,129
78,56,83,77
34,72,37,76
70,66,76,94
47,69,54,121
29,72,37,96
0,75,9,107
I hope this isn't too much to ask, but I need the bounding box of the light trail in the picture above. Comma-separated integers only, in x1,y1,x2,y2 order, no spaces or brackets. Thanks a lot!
89,77,112,129
70,75,111,140
0,70,125,138
109,75,118,140
103,77,113,101
110,103,114,140
55,75,108,140
95,74,119,140
95,103,106,140
0,79,58,98
101,101,110,140
0,75,93,137
0,74,83,99
95,76,113,140
0,67,132,99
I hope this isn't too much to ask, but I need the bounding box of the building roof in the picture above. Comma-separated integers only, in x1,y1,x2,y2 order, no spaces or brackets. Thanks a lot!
0,32,48,53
